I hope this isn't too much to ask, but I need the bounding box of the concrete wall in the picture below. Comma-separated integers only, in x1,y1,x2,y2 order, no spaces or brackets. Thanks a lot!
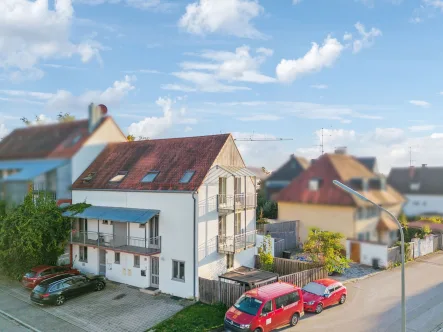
346,240,388,268
403,194,443,217
71,118,126,183
278,202,355,244
73,244,99,275
72,190,194,299
56,162,72,200
255,234,275,257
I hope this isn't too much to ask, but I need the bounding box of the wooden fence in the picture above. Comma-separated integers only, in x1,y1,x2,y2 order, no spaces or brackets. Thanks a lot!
199,277,245,307
255,256,321,275
279,267,328,287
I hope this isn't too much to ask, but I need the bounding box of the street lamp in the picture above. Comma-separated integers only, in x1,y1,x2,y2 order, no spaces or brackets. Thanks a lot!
332,180,406,332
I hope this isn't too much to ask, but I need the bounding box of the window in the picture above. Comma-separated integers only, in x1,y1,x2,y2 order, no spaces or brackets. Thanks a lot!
139,223,146,228
179,170,195,183
115,252,120,264
54,266,66,273
172,260,185,281
109,171,128,183
358,233,364,241
134,255,140,268
308,179,320,191
410,183,420,191
275,294,289,309
357,207,379,220
262,301,273,315
219,177,227,204
227,253,234,269
287,291,300,305
390,231,398,240
141,171,159,183
365,232,370,241
39,268,53,277
102,220,109,225
82,172,96,183
234,212,242,235
79,246,88,262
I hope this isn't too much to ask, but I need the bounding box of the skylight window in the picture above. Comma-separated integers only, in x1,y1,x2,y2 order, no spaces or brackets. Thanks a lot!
109,171,128,183
180,170,195,184
141,171,159,183
82,172,96,183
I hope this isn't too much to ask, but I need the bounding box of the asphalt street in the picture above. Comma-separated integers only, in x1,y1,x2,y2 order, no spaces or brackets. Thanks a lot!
0,312,30,332
284,251,443,332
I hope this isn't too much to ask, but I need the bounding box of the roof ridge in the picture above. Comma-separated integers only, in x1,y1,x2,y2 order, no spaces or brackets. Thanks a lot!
12,118,89,132
111,133,231,146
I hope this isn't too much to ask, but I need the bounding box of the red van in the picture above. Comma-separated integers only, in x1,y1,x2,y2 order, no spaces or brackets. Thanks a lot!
224,282,304,332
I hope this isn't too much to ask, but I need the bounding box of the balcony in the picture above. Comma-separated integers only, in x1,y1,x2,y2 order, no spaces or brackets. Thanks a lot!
71,231,161,255
218,230,256,254
217,193,257,214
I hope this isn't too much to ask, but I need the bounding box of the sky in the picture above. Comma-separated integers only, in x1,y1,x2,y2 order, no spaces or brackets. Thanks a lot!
1,0,443,174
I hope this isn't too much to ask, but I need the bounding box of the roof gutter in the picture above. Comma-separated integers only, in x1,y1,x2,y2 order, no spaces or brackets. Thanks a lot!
71,188,194,194
192,190,198,300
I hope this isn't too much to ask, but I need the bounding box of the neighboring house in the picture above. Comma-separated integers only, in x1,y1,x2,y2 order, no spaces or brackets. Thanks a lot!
387,165,443,217
0,103,126,207
264,154,309,201
64,134,257,299
356,157,379,174
246,166,270,189
276,150,405,250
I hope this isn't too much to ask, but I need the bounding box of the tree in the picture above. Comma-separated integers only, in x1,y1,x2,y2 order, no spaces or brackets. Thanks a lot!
57,112,75,123
258,234,273,272
303,227,350,274
20,117,31,126
127,135,135,141
256,183,277,220
0,193,90,279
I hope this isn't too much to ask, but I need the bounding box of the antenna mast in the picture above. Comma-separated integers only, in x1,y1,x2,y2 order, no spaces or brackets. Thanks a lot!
234,132,293,141
409,147,415,167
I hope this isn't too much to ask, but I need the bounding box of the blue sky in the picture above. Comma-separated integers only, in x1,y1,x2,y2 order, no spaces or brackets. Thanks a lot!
1,0,443,173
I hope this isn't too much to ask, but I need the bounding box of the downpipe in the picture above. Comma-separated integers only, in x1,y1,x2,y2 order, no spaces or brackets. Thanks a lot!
192,191,197,300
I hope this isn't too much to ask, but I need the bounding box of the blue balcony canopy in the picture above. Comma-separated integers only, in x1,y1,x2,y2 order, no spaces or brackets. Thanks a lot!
0,159,68,182
63,206,160,224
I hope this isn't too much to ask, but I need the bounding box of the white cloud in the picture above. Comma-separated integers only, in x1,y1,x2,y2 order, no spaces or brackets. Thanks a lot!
343,33,353,41
430,133,443,138
352,22,382,53
123,69,161,74
0,120,9,139
409,100,431,108
276,36,344,83
236,114,282,121
168,45,274,92
409,125,436,132
161,84,197,92
292,0,302,4
0,0,104,81
373,127,404,144
439,91,443,95
128,97,196,138
310,84,328,89
179,0,264,39
75,0,174,11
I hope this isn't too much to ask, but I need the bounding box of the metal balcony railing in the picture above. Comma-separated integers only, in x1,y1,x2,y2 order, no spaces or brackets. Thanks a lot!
217,193,257,212
71,231,161,255
218,230,256,254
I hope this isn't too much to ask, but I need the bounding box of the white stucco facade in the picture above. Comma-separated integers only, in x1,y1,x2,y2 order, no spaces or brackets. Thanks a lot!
402,194,443,217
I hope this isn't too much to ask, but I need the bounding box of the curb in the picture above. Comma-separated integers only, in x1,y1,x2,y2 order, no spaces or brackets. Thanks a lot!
0,309,43,332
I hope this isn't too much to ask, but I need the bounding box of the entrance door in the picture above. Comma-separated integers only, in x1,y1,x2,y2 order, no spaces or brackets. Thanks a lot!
151,257,159,288
350,242,361,263
219,177,227,205
99,249,106,276
149,216,159,247
234,177,242,206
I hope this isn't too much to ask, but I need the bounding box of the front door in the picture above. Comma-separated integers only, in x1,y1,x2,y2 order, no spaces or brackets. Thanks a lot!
149,216,159,247
350,242,360,263
99,249,106,276
151,257,159,288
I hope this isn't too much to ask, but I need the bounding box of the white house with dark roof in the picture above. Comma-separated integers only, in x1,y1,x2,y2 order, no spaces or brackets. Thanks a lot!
64,134,257,299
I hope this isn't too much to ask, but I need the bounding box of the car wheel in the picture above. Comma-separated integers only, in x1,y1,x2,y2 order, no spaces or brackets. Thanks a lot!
339,294,346,304
56,295,65,306
253,329,262,332
96,282,105,291
315,304,323,314
290,313,299,326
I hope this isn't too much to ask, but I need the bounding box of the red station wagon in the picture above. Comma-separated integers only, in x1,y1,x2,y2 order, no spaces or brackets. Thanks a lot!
22,265,80,289
225,282,304,332
302,278,347,314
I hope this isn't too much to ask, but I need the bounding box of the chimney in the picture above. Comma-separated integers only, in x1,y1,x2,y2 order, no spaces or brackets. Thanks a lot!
334,146,347,155
88,103,107,133
422,164,427,168
409,166,415,179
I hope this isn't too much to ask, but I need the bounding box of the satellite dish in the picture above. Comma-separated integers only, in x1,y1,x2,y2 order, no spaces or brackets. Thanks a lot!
97,104,108,115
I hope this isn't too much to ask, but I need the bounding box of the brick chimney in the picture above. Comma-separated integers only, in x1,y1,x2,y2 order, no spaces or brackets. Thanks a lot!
88,103,107,133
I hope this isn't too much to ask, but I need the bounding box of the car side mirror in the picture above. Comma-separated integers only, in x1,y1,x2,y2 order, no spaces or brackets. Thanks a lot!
324,294,330,298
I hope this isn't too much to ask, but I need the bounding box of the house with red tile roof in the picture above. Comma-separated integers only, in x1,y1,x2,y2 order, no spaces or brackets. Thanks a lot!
277,149,404,262
0,103,126,207
63,134,257,299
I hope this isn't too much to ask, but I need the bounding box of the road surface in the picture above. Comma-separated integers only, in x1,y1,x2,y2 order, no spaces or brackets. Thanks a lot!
0,311,31,332
284,251,443,332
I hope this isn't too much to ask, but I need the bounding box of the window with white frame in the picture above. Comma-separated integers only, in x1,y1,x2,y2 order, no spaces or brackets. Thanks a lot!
234,212,242,235
79,246,88,262
308,179,320,191
115,252,120,264
410,183,420,191
172,260,185,282
134,255,140,268
109,171,128,183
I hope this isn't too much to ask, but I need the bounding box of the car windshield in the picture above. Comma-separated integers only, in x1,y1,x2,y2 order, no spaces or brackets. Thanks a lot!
302,282,327,296
234,295,263,316
25,271,37,278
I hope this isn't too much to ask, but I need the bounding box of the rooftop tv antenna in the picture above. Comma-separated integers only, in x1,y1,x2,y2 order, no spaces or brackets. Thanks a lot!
313,127,332,154
234,132,293,141
409,146,415,167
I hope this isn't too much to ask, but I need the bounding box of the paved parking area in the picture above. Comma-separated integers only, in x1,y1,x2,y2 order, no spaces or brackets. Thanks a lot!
334,263,380,283
0,278,192,332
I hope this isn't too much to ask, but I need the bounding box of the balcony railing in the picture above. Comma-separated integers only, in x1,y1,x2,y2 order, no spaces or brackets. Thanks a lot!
218,230,256,254
217,193,257,213
71,231,161,255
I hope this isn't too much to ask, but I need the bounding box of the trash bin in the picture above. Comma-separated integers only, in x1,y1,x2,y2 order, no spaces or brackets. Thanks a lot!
372,258,380,270
282,251,291,259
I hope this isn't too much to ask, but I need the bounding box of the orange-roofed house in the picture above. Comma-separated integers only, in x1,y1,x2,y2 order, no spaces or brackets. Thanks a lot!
277,148,405,253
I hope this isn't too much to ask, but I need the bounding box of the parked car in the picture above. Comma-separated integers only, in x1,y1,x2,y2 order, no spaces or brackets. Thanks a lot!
22,265,80,289
224,282,304,332
301,279,347,314
30,274,106,306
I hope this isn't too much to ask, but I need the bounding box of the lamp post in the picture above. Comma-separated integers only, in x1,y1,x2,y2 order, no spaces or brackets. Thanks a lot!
332,180,406,332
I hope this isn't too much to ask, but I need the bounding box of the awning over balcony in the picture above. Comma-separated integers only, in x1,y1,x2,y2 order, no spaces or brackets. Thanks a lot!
63,206,160,224
216,165,257,177
0,159,68,182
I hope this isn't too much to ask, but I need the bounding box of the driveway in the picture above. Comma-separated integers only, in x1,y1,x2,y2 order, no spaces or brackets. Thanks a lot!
0,278,191,332
280,251,443,332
